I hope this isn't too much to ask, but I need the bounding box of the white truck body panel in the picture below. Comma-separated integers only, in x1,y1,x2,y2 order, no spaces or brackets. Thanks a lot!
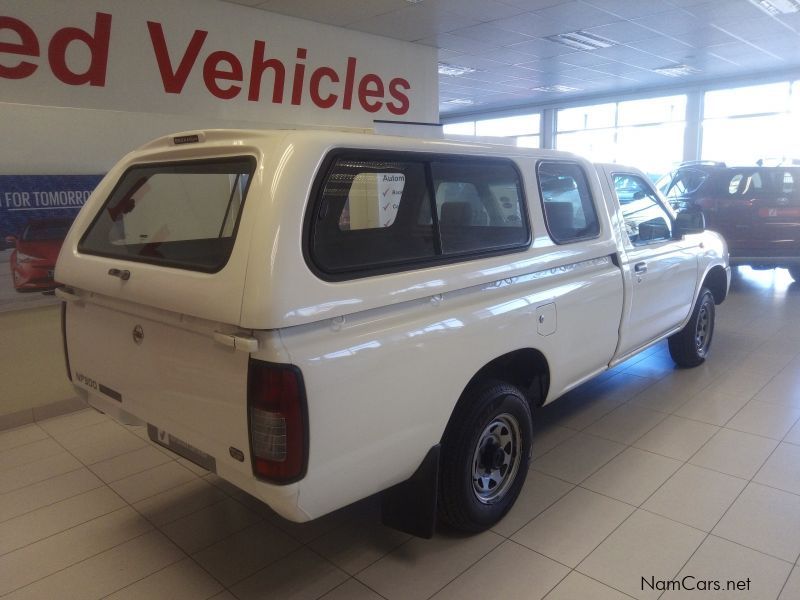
57,130,729,522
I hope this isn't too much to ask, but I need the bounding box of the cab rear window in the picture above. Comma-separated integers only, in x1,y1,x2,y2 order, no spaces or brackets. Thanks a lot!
537,161,600,244
79,157,256,272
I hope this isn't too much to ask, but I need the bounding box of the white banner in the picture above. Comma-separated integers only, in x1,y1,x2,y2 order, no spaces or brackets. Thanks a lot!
0,0,438,128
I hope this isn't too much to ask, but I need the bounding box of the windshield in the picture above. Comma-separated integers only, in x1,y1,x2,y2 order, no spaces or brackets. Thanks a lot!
22,220,72,241
79,157,256,272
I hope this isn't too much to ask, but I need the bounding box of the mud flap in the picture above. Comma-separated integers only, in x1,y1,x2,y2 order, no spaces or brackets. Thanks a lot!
380,444,440,539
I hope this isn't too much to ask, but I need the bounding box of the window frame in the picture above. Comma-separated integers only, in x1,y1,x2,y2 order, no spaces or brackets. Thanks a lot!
303,149,532,281
77,155,257,274
536,160,602,245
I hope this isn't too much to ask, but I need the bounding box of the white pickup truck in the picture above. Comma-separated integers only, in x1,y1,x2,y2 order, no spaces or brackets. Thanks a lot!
56,130,729,537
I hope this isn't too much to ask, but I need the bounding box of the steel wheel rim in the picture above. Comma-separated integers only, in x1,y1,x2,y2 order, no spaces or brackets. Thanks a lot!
471,412,521,504
695,302,711,355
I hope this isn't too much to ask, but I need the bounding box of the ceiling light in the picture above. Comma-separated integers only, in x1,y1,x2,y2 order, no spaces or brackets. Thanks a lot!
545,30,616,51
444,98,475,105
653,64,701,77
406,0,425,3
438,63,477,76
748,0,800,15
531,84,581,93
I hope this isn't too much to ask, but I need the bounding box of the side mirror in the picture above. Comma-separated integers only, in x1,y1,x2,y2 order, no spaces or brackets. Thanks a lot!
4,235,17,247
674,209,705,237
639,217,671,241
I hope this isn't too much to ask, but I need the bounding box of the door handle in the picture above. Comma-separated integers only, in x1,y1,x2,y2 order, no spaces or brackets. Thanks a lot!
108,268,131,281
634,262,648,274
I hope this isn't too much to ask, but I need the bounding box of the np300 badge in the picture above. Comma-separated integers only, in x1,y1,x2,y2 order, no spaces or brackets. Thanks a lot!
132,325,144,345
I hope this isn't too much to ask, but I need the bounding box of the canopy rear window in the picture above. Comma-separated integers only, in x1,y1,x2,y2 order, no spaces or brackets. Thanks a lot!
79,157,256,272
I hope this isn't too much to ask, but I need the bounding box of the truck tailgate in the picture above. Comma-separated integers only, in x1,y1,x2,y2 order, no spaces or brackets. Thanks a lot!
65,293,250,473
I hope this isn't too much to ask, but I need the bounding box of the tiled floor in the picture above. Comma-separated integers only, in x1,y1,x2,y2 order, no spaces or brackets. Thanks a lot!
2,266,800,600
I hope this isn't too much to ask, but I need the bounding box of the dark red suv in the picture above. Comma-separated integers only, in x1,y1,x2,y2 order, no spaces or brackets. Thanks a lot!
658,162,800,281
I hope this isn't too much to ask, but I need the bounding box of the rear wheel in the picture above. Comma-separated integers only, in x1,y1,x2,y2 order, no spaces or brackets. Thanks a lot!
439,381,532,532
788,266,800,282
668,287,715,368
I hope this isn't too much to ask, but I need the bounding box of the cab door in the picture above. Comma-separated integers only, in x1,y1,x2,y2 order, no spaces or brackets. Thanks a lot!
604,171,699,357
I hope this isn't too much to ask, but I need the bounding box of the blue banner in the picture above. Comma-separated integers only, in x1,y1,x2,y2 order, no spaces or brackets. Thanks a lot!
1,175,103,312
0,175,103,243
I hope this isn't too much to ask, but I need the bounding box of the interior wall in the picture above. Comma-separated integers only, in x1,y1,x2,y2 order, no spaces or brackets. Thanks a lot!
0,102,305,176
0,102,365,175
0,306,74,416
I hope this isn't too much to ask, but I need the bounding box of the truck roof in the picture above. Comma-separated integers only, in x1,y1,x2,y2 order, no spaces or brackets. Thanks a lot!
133,128,581,163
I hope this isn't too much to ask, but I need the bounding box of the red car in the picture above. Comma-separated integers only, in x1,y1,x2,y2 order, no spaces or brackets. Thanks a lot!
6,218,72,292
659,162,800,281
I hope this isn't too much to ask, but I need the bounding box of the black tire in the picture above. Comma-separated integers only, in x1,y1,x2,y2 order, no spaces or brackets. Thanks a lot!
438,380,532,533
788,266,800,282
668,287,715,368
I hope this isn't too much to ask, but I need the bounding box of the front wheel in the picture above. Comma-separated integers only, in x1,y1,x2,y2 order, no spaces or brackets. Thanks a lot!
438,381,532,532
668,287,715,368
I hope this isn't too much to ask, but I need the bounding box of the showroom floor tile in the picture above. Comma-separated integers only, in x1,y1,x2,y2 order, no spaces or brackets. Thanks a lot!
1,267,800,599
511,486,634,567
662,536,792,600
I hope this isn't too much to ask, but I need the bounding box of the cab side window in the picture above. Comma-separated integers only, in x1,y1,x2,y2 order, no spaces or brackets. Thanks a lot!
613,174,673,245
537,161,600,244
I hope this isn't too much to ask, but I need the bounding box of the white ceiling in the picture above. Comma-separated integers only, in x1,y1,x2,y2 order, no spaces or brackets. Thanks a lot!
222,0,800,118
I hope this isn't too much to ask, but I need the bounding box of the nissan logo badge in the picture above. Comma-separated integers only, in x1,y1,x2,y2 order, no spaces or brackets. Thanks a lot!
132,325,144,345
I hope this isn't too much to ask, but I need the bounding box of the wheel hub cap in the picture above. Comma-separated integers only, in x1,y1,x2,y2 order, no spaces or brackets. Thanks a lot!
471,413,521,504
695,304,710,354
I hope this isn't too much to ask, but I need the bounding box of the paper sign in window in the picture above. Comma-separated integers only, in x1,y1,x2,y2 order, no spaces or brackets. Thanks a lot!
343,172,405,230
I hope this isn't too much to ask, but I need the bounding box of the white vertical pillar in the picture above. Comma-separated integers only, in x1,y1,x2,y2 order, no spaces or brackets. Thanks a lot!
683,91,703,163
541,108,557,149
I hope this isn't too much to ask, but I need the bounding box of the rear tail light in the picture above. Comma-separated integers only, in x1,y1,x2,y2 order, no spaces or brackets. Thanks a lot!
247,359,307,483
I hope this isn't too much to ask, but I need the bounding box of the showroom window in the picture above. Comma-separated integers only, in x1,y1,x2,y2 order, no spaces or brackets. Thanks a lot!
702,81,798,165
443,113,541,148
556,95,686,178
442,121,477,136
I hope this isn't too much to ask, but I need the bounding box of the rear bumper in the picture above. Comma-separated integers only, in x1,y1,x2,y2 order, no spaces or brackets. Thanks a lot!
81,386,310,522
